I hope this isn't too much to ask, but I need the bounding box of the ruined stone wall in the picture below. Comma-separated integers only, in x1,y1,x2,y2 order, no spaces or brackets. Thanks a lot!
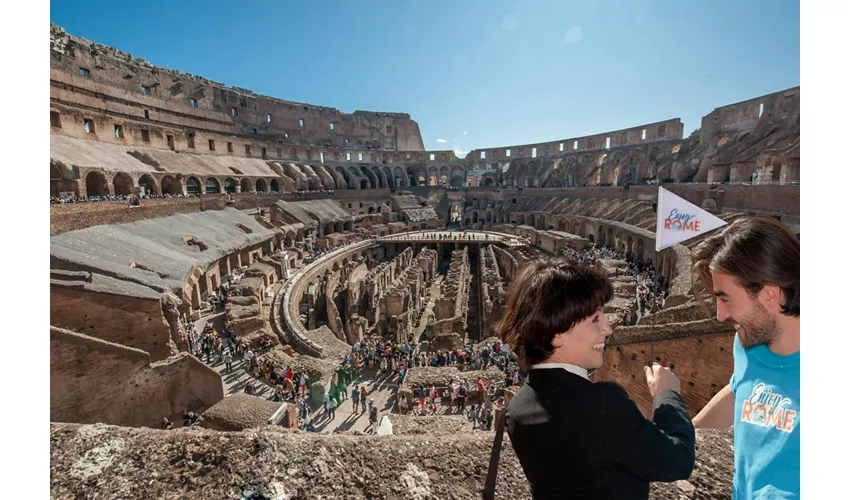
50,285,177,362
359,247,415,324
700,87,799,145
432,247,471,342
595,332,735,418
479,245,505,337
50,197,202,235
50,24,422,153
50,327,223,427
49,422,734,499
491,245,520,281
324,269,346,342
465,118,684,162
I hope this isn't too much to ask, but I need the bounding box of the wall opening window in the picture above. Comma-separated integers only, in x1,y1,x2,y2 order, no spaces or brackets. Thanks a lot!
267,114,272,122
245,145,252,156
190,98,197,108
277,148,282,158
79,68,91,77
429,153,435,161
251,128,257,135
227,142,233,153
641,129,647,140
144,110,149,120
532,147,537,158
50,111,61,128
758,103,764,118
141,129,150,142
573,140,578,150
605,137,611,149
481,151,486,159
505,149,511,157
114,125,124,139
209,139,215,151
320,152,325,163
141,86,151,95
346,152,351,161
658,124,666,136
559,143,564,151
167,135,174,150
187,133,195,149
84,119,94,134
358,153,363,161
261,147,267,158
386,125,392,133
330,123,334,131
299,119,304,127
231,107,237,117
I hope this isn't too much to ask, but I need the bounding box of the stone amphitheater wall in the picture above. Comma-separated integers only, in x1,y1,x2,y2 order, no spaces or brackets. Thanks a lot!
50,327,223,427
50,285,177,362
596,332,735,418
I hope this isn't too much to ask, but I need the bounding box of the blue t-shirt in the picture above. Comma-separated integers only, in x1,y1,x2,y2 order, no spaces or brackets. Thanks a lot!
730,333,800,499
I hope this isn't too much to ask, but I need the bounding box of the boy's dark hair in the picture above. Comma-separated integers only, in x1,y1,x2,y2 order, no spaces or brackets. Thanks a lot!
497,258,613,365
691,216,799,316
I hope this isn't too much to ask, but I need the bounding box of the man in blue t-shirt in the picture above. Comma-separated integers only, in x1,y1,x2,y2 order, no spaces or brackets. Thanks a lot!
690,217,800,499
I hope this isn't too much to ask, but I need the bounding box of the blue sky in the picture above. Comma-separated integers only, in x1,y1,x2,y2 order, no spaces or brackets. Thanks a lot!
50,0,799,156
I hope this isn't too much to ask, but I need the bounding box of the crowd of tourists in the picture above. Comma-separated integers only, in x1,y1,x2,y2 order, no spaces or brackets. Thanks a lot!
50,192,193,204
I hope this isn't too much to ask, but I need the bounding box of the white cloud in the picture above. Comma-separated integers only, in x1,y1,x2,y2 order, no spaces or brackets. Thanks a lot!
436,138,447,143
463,131,468,135
453,145,468,158
561,26,583,46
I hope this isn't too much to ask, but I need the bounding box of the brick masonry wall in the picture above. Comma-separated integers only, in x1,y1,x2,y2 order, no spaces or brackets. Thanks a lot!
50,327,223,427
50,286,176,362
594,332,735,418
50,197,202,235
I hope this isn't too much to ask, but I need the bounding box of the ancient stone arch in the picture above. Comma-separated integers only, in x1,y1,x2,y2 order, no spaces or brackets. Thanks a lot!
256,178,267,193
186,176,201,195
204,177,221,194
161,175,182,195
138,174,158,195
112,172,134,196
240,178,253,193
428,166,439,186
270,179,280,192
85,170,109,197
224,178,237,193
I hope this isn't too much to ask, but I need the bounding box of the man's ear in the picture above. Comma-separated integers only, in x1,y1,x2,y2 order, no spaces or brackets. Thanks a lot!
759,284,783,312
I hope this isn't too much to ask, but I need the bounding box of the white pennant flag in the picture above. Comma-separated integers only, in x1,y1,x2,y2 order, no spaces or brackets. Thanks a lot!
655,187,728,251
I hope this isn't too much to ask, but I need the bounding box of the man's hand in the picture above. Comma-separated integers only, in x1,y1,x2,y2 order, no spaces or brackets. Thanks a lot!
644,362,681,397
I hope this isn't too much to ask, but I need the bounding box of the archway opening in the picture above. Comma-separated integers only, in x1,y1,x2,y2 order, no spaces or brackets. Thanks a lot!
161,175,181,195
484,177,494,186
240,178,253,193
270,179,280,192
256,179,267,193
85,171,109,197
138,174,158,195
186,177,201,196
224,178,237,194
360,178,369,189
113,172,134,196
204,178,220,194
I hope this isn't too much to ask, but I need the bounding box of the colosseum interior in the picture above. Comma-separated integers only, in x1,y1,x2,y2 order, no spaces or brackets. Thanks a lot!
49,22,800,499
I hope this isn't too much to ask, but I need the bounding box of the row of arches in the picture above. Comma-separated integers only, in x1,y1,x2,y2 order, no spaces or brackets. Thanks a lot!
74,170,284,198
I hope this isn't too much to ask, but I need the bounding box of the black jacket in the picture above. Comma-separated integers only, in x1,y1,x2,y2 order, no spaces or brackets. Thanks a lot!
505,368,695,499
